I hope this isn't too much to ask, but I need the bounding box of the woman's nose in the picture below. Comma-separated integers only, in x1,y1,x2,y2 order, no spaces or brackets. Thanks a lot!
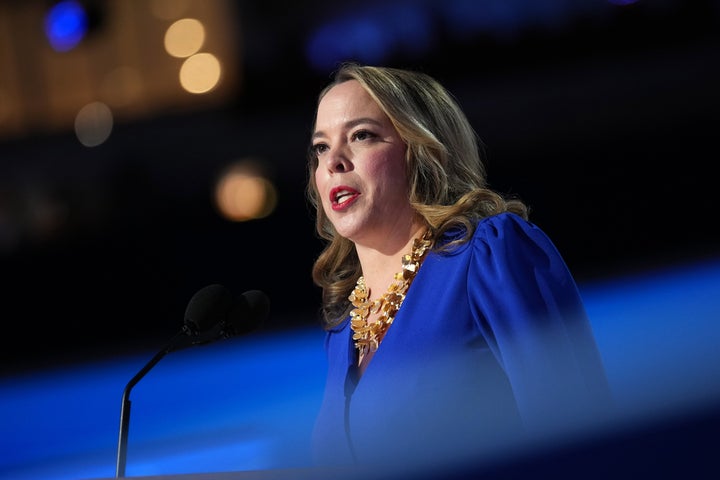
325,146,351,173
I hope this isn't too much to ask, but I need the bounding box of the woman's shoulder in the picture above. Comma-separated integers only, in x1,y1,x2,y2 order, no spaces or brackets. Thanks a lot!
440,212,541,250
477,211,560,252
476,211,532,233
435,212,567,276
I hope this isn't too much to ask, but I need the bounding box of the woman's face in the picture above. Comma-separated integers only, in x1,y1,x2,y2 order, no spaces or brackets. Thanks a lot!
312,80,415,248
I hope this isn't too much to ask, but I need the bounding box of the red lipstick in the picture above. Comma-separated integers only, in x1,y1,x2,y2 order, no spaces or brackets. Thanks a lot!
330,185,360,211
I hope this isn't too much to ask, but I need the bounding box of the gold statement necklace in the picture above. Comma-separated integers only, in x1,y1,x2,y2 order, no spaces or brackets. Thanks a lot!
349,230,433,360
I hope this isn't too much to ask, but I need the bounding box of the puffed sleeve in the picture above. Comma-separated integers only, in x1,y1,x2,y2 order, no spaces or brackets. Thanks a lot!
468,213,613,433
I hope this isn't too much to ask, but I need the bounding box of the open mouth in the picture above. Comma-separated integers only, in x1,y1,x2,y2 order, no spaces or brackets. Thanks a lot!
330,186,359,209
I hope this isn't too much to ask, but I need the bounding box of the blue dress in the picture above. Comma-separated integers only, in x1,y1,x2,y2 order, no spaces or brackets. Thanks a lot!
311,213,613,469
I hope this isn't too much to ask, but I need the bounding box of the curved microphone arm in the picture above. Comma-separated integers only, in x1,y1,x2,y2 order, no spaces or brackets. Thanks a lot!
113,286,269,478
115,332,184,478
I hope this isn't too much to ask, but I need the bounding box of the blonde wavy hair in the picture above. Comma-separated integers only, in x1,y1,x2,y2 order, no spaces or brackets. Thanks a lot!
306,62,529,329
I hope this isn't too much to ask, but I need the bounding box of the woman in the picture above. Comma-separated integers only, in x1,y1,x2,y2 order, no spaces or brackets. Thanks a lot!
306,63,612,472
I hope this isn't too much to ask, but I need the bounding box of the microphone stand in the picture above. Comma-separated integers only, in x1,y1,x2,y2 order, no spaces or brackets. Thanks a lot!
115,331,187,478
114,286,268,477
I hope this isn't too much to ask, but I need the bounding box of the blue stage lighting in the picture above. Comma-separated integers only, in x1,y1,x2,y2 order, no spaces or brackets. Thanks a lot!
45,1,89,52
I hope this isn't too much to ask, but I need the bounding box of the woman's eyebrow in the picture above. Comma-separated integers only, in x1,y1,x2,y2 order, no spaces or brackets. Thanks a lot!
312,117,383,141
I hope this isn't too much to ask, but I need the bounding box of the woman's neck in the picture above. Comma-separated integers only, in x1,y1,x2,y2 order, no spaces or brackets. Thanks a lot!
354,223,426,299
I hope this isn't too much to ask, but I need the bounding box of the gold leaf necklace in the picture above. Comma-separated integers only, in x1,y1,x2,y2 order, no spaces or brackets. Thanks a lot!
349,230,433,360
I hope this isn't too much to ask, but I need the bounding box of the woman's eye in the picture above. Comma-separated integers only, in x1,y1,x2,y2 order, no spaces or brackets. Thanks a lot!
312,143,328,155
352,130,375,141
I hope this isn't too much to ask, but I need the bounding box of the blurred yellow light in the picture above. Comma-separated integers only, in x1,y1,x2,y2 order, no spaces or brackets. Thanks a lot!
164,18,205,58
214,162,277,222
179,52,221,94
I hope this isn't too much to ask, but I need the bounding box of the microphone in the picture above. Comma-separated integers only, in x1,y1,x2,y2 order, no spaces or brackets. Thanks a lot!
172,284,270,351
115,285,269,478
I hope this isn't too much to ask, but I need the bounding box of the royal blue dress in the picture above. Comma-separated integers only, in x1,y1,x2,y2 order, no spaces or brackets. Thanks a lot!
311,212,613,469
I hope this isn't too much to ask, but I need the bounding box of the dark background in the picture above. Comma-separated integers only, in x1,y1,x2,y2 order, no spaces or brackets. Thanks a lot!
1,0,719,373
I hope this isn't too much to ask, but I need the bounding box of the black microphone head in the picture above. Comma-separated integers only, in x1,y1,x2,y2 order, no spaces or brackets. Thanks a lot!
226,289,270,336
184,284,233,334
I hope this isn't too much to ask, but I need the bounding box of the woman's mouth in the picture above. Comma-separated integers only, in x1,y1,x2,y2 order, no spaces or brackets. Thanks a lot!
330,186,360,211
